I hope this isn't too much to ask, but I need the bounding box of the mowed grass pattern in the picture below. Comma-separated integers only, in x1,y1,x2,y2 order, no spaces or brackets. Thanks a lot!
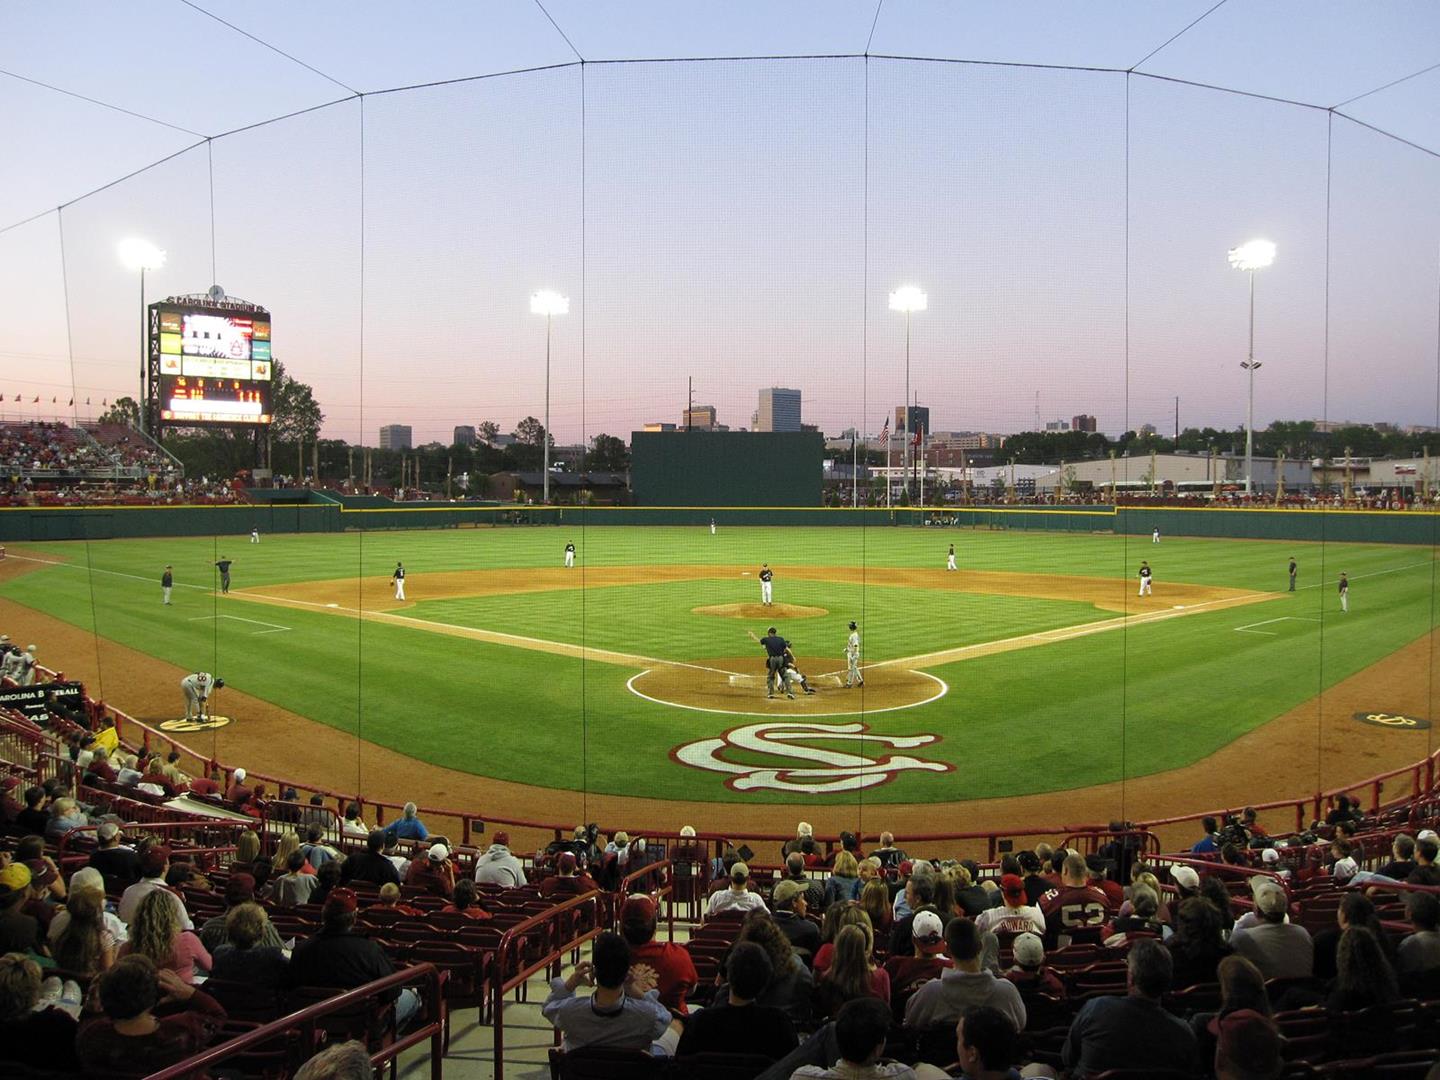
0,525,1435,803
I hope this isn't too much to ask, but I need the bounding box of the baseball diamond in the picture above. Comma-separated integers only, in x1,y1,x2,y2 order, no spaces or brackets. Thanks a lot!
0,520,1435,822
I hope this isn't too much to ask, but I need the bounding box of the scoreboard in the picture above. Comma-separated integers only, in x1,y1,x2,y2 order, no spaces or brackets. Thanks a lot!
149,300,273,426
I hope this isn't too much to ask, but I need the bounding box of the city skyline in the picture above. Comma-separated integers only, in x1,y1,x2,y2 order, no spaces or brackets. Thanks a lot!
2,6,1436,449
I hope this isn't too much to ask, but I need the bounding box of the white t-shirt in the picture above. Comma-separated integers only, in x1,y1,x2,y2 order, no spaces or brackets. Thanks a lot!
975,903,1045,936
706,887,768,918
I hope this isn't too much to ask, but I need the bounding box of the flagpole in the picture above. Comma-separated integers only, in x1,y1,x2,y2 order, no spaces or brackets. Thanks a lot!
851,428,857,509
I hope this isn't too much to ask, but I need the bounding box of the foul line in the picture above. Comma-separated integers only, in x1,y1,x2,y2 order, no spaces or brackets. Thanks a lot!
188,614,291,635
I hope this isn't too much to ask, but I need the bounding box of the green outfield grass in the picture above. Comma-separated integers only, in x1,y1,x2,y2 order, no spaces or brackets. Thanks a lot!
1,526,1434,803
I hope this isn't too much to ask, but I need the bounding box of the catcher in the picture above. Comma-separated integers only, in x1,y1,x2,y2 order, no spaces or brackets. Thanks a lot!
780,648,818,695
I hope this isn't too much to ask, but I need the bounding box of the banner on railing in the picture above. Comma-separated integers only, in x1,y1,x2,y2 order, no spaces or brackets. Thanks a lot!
0,680,85,721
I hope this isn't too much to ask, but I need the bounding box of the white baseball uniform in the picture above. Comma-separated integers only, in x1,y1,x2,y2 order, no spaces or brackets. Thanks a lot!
1152,528,1160,544
392,564,406,600
250,528,260,543
181,672,212,719
946,546,956,571
846,629,862,688
1138,566,1152,596
710,519,716,535
759,566,773,605
564,543,575,568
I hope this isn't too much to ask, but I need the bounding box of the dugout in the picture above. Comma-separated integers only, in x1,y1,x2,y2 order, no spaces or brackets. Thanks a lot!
630,430,823,507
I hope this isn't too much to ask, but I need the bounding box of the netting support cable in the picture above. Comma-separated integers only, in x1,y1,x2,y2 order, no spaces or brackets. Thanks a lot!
178,0,359,95
533,0,585,62
356,94,367,797
1332,61,1440,110
0,66,206,136
580,59,589,823
1316,111,1334,793
1128,0,1231,73
864,0,885,54
1121,71,1132,821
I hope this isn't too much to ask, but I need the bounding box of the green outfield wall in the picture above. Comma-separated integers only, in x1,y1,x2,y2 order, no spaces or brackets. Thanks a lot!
1,500,1436,544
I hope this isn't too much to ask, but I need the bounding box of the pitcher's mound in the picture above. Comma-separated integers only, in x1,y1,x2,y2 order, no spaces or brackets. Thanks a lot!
694,603,828,619
630,656,945,716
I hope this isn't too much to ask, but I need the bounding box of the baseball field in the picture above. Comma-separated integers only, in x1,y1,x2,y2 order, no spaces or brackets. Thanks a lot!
0,522,1436,827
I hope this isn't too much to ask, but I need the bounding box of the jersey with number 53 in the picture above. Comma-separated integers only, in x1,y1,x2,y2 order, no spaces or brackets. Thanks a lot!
1039,884,1112,945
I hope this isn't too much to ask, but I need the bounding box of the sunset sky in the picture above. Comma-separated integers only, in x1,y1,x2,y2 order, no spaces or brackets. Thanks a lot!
2,2,1437,447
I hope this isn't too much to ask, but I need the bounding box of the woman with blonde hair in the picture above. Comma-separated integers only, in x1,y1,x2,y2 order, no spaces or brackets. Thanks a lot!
859,879,893,935
823,850,863,908
813,923,891,1017
272,828,314,876
52,888,116,977
119,889,211,984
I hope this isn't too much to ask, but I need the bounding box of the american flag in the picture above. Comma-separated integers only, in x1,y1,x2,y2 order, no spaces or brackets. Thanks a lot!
878,416,890,444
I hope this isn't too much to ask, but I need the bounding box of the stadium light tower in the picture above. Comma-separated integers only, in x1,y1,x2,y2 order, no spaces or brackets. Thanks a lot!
1227,239,1276,496
118,238,166,436
529,289,569,504
889,286,927,504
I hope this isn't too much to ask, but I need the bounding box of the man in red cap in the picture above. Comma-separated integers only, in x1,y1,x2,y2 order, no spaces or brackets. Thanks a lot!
975,875,1045,937
619,894,698,1014
540,852,599,898
285,888,419,1030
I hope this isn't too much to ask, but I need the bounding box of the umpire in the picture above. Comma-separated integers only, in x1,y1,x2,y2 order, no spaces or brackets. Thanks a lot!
759,627,791,699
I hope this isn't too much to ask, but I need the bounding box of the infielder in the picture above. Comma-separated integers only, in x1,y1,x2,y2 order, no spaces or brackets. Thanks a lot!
250,526,260,544
391,562,406,600
1152,526,1161,544
759,564,774,606
564,541,575,568
946,544,956,571
1339,572,1348,613
1288,557,1297,592
215,556,233,594
710,518,716,536
180,671,221,720
1138,560,1153,596
840,622,864,688
845,621,863,688
757,627,791,698
161,565,174,605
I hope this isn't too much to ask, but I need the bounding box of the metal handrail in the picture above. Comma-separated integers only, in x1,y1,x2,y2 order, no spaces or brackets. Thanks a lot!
614,858,675,942
143,962,445,1080
491,889,606,1080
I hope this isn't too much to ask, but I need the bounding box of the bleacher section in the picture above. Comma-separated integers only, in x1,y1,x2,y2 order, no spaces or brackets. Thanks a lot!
0,654,1436,1079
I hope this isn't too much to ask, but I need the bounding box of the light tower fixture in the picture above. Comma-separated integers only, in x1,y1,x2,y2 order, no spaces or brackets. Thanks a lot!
1228,239,1276,496
529,290,569,505
888,286,927,509
118,238,166,436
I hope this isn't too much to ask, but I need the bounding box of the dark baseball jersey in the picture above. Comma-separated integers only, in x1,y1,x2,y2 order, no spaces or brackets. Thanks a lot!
215,559,232,577
759,567,774,583
760,633,789,658
1338,576,1347,594
1139,565,1152,580
393,566,405,580
564,543,575,554
161,570,174,588
1039,884,1112,946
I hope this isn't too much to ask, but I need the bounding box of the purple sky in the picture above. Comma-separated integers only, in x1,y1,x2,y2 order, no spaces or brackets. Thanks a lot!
1,3,1437,446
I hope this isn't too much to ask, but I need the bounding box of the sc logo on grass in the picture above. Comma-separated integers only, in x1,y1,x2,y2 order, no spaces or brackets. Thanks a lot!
1352,712,1431,731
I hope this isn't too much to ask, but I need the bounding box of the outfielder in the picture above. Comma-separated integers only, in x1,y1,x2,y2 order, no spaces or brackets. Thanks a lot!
391,562,406,600
161,565,174,605
1288,557,1297,592
1138,561,1153,596
759,564,774,606
710,518,716,535
564,541,575,569
845,621,863,688
946,544,956,571
1152,526,1161,544
250,527,260,544
1339,572,1348,613
215,556,233,594
180,671,221,720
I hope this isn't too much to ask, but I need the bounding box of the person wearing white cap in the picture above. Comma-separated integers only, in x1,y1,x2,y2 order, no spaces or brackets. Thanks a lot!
705,861,767,919
781,821,814,859
1170,864,1201,896
407,842,456,897
1229,877,1313,980
224,768,251,804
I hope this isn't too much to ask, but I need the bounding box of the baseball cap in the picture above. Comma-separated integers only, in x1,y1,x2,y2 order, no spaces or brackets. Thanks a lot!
1000,873,1026,905
141,845,171,877
1249,876,1288,916
1171,865,1200,890
680,825,696,838
493,831,510,846
0,863,32,892
613,831,629,845
1210,1009,1282,1073
324,888,358,914
97,822,120,842
70,867,104,894
848,621,857,630
558,852,577,873
1261,847,1280,864
1417,828,1439,843
428,843,449,862
912,910,945,951
573,825,587,839
232,768,246,782
225,872,257,904
898,859,914,877
772,879,804,906
621,894,657,925
25,859,57,888
1012,932,1045,969
731,862,750,881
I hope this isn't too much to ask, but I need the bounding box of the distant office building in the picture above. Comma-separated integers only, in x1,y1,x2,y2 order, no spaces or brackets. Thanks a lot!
1071,414,1097,433
1044,420,1069,432
642,422,678,432
894,405,931,438
684,405,718,430
931,430,1000,450
757,387,802,432
379,424,413,450
453,425,477,446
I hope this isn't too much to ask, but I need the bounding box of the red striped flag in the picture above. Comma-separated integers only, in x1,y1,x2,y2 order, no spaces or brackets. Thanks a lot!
878,416,890,444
